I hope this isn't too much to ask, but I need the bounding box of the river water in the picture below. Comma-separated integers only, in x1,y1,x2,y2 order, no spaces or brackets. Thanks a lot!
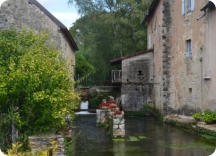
73,115,216,156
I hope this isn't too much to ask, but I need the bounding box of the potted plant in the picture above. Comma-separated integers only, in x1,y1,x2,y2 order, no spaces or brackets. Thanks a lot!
203,111,215,124
109,104,118,109
193,113,202,121
114,111,122,115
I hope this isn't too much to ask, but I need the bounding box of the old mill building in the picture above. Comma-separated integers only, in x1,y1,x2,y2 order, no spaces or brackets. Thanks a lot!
0,0,78,74
111,0,216,116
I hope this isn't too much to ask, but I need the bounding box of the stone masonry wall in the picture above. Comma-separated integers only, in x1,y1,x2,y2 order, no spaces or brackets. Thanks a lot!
121,53,154,111
148,0,216,115
0,0,75,72
96,101,125,138
161,0,172,115
147,0,164,113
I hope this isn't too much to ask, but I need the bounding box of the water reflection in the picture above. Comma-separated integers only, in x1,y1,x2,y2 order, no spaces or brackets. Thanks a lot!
73,115,215,156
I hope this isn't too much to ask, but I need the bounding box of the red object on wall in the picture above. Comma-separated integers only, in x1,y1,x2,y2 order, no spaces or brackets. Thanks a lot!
107,101,115,104
99,103,109,108
109,104,117,109
114,111,122,115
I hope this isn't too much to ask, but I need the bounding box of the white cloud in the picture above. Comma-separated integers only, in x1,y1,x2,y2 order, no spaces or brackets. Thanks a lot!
0,0,7,6
0,0,79,28
37,0,52,5
52,12,80,28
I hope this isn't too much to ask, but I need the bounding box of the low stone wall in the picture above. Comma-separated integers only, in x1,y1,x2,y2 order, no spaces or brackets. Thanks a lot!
29,135,65,156
164,115,216,139
96,106,125,138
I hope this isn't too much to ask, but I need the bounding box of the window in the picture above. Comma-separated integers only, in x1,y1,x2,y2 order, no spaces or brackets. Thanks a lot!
187,0,192,12
186,40,192,58
182,0,195,15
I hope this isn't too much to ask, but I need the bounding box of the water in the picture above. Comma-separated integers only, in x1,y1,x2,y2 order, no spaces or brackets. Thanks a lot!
75,101,95,115
73,115,216,156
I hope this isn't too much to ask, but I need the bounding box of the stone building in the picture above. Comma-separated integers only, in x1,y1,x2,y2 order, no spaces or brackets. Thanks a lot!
111,49,154,111
0,0,78,73
143,0,216,115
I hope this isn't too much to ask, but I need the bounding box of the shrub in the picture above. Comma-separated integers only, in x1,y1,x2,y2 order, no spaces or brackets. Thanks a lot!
203,111,215,124
0,29,79,151
89,93,113,109
192,113,203,121
7,142,58,156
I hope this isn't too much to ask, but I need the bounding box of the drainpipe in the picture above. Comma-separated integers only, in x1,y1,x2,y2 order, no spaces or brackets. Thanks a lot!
200,47,203,113
197,1,216,20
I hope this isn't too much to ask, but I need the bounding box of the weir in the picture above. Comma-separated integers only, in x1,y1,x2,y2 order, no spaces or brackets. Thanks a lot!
75,101,95,115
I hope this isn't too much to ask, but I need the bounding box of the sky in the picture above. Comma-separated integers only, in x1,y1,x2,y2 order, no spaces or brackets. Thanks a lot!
0,0,80,28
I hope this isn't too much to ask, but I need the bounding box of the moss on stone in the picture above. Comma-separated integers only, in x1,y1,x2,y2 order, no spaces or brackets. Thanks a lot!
112,138,126,142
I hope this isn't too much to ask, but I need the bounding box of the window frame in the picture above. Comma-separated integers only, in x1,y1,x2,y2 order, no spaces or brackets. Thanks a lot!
187,0,192,13
186,39,192,58
182,0,195,15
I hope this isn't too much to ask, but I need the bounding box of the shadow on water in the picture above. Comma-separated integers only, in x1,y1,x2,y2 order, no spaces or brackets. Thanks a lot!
72,115,216,156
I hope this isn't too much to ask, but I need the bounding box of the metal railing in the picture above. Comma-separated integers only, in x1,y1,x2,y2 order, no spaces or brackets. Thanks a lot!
112,70,122,83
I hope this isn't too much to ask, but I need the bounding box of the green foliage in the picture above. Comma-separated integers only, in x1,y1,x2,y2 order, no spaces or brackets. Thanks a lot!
203,111,215,124
75,52,95,85
0,29,79,151
69,0,152,84
201,134,216,140
161,140,216,150
112,138,125,142
64,134,80,156
138,136,148,140
128,136,139,142
192,111,216,124
193,113,203,121
7,142,58,156
89,93,113,109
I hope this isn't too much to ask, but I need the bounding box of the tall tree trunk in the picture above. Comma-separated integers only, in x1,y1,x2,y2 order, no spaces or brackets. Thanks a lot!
12,119,18,143
10,105,18,144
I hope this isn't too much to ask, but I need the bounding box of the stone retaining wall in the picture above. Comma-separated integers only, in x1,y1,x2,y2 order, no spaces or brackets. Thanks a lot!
29,135,65,156
96,106,125,138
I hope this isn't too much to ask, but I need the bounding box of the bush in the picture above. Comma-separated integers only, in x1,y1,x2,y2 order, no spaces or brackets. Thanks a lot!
203,111,215,124
7,142,58,156
0,29,79,151
89,93,113,109
192,113,203,121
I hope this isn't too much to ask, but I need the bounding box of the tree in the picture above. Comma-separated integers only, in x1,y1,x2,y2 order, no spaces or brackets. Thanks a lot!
75,52,95,83
69,0,152,84
0,29,79,151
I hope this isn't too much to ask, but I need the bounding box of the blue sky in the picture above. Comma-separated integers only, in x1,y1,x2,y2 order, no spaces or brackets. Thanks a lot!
38,0,80,28
0,0,80,28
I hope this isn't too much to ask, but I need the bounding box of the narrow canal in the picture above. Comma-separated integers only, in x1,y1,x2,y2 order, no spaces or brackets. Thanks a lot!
73,115,216,156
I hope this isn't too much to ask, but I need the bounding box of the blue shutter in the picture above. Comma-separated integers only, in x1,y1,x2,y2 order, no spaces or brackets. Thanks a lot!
182,0,185,15
191,0,195,11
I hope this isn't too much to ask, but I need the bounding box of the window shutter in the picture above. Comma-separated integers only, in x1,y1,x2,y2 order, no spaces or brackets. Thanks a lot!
182,0,185,15
191,0,195,11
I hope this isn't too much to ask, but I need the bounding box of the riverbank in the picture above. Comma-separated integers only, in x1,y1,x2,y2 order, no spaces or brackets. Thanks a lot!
164,115,216,141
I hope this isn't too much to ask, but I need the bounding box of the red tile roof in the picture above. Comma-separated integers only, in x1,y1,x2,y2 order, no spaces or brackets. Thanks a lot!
110,49,154,65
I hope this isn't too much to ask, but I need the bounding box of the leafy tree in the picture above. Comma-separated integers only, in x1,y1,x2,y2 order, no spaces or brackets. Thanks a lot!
75,52,95,83
0,29,79,151
69,0,151,84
